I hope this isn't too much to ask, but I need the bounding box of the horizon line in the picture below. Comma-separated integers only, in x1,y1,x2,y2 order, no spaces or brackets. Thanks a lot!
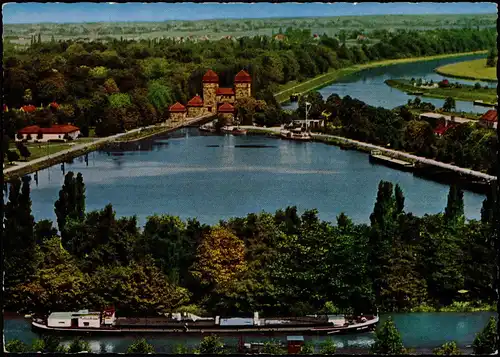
4,11,497,26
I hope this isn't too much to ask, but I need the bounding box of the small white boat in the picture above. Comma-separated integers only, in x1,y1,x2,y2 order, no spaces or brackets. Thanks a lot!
199,122,216,133
280,128,312,141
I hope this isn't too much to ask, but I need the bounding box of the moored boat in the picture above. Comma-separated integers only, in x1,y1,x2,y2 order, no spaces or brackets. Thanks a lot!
199,122,216,133
280,128,312,141
31,309,378,336
231,127,247,136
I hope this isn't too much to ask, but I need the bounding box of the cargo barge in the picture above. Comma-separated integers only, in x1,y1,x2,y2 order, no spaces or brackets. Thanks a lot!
31,309,378,336
369,150,414,172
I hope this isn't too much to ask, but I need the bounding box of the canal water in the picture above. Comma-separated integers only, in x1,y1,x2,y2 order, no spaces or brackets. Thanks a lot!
16,129,485,227
4,312,495,353
283,53,494,113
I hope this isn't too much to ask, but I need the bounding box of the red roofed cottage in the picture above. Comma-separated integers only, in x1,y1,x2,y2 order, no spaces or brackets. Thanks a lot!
187,95,204,118
169,102,187,123
479,109,498,129
16,124,80,142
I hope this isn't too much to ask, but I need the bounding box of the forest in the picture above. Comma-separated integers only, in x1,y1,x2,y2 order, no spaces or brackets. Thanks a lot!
2,26,497,141
3,171,498,316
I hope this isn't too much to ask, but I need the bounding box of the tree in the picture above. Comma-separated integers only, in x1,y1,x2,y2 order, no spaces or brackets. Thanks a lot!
54,171,86,236
486,47,497,67
127,339,155,354
68,338,91,353
108,93,132,108
319,339,337,355
32,335,67,353
6,150,20,163
433,341,462,355
444,185,465,227
34,219,59,245
16,142,31,160
198,335,225,354
190,226,247,290
370,317,406,354
14,237,87,312
443,97,456,112
5,339,29,352
472,316,498,355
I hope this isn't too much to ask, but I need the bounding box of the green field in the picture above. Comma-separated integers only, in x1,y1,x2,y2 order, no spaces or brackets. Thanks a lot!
4,13,496,45
435,58,498,82
7,138,96,162
274,51,489,103
385,79,498,103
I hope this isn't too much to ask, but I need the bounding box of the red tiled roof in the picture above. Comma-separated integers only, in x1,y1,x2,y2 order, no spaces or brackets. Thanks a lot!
187,95,204,107
434,124,455,136
169,102,187,112
234,69,252,83
21,105,36,113
216,88,235,95
18,124,80,135
49,101,59,109
218,102,235,113
274,34,286,40
481,109,498,122
202,70,219,83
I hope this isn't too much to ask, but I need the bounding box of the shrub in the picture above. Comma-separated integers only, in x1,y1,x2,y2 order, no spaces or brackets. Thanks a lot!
433,341,461,355
5,339,29,353
472,316,498,355
319,339,337,354
126,338,155,354
199,335,225,354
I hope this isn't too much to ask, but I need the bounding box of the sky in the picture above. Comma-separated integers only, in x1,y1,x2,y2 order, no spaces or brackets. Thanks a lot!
2,2,497,24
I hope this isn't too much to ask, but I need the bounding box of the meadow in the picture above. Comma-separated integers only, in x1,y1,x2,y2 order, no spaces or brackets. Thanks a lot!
435,58,498,82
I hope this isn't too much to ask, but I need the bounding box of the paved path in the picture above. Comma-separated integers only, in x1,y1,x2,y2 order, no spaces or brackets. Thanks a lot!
240,126,496,182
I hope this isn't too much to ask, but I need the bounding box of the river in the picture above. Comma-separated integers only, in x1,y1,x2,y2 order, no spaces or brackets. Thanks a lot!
283,53,494,113
4,312,495,353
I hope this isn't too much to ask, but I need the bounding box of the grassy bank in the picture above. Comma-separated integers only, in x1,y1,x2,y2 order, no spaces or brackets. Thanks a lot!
435,58,498,82
4,141,106,181
274,50,489,103
385,79,497,103
411,301,496,313
115,125,175,143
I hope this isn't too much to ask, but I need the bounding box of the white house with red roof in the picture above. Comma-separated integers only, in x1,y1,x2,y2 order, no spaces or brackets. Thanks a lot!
479,109,498,129
16,124,81,143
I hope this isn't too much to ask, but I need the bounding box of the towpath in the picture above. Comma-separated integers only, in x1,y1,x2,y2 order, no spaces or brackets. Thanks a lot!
240,126,496,182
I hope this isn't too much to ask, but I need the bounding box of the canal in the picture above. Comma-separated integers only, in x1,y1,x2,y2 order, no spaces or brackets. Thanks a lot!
18,128,485,227
283,53,494,113
4,312,495,352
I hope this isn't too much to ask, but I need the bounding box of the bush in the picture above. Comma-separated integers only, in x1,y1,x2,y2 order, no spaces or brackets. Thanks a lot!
68,337,91,353
5,339,29,353
319,339,337,355
127,338,155,354
472,316,498,354
370,317,406,355
433,341,461,355
262,340,284,355
474,82,482,89
198,335,225,354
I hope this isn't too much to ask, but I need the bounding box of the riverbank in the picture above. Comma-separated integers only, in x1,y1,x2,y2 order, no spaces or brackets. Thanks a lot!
239,126,495,184
3,115,215,181
435,58,498,82
385,78,497,103
274,50,489,103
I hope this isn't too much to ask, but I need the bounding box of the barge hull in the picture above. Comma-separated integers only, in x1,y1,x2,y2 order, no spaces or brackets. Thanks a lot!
32,318,378,336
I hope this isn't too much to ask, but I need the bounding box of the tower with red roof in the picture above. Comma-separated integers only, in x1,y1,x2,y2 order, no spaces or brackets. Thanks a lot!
234,70,252,101
202,70,219,113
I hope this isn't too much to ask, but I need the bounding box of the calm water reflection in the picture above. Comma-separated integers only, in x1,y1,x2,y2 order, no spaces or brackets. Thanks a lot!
21,129,484,228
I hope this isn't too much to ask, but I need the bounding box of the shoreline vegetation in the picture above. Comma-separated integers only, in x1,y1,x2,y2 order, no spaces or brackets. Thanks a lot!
384,78,497,104
435,58,498,82
274,50,488,103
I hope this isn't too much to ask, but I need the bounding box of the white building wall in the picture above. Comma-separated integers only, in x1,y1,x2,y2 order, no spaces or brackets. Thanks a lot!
15,131,80,143
78,316,101,328
47,318,71,327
